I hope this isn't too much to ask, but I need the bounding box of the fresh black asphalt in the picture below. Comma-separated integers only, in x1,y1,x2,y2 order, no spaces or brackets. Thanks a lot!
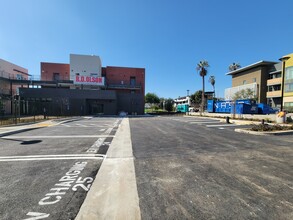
0,117,121,220
130,116,293,220
1,115,292,219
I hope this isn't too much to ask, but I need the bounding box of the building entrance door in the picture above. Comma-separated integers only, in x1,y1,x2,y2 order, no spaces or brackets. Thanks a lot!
87,100,104,115
91,103,103,114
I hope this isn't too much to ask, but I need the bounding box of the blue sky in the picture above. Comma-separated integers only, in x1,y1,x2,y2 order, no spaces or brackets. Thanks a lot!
1,0,292,98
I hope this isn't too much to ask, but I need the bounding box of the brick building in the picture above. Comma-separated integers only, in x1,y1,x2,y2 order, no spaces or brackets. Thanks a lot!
0,58,30,115
19,54,145,115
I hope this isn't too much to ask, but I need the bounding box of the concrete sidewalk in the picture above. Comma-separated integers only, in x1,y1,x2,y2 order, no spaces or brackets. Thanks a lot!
75,118,141,220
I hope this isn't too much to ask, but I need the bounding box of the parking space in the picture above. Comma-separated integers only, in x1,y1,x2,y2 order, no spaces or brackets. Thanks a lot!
0,116,121,220
170,116,250,131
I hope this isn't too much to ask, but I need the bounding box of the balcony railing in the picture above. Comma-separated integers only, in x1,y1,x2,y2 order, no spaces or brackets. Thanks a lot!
267,78,282,86
266,90,281,98
107,84,141,90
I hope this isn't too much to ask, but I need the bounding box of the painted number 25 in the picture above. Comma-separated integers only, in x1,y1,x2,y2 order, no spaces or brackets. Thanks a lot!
72,177,94,191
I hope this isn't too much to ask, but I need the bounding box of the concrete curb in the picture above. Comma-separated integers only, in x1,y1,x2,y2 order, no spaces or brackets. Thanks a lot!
75,118,141,220
235,128,293,136
184,115,257,125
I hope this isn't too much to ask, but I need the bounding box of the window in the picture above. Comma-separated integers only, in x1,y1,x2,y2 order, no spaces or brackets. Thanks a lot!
285,67,293,80
284,83,293,93
284,102,293,112
16,74,23,80
284,102,293,107
53,73,60,81
252,78,256,83
130,77,136,86
243,80,247,85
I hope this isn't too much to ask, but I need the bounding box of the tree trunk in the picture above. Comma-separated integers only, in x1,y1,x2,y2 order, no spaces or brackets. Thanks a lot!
201,75,205,113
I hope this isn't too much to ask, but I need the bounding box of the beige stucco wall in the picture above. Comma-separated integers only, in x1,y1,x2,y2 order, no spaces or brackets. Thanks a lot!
232,67,262,87
284,96,293,103
231,67,268,103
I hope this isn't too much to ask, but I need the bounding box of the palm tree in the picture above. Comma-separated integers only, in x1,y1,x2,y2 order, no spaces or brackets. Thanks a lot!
209,75,215,98
229,62,241,71
196,60,209,112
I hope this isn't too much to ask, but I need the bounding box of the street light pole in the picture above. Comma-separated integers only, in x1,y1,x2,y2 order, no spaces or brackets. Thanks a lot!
279,56,290,111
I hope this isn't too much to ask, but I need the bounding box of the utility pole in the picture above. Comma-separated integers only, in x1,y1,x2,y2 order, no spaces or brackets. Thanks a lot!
279,56,290,111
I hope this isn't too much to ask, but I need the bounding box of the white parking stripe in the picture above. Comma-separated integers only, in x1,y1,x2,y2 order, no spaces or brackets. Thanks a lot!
0,157,104,162
206,124,238,127
1,135,115,139
55,125,113,128
189,121,221,124
75,124,87,127
0,154,104,159
0,154,106,162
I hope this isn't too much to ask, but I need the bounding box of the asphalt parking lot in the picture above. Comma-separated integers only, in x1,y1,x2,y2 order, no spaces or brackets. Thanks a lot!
130,116,293,219
0,115,292,219
0,117,121,220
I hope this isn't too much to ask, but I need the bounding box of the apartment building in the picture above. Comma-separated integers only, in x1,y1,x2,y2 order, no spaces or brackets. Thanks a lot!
283,53,293,111
225,53,293,111
0,58,30,114
225,61,277,104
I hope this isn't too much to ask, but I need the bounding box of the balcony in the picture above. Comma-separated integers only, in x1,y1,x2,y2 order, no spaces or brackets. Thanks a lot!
267,78,282,86
266,90,281,98
107,84,141,90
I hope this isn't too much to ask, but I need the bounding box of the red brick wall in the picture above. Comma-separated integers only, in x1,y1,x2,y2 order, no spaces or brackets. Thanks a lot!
41,62,70,81
40,63,145,96
104,66,145,95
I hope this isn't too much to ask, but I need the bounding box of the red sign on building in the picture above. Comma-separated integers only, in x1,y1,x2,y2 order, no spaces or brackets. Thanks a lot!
74,76,105,85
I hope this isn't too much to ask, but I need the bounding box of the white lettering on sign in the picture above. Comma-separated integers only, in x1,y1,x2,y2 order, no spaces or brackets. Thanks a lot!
23,212,50,219
74,76,104,85
25,161,94,219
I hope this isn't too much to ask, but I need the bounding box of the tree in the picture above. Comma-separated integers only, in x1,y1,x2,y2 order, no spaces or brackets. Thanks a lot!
164,98,174,112
209,75,215,98
229,62,241,72
190,90,202,106
159,98,165,109
231,88,256,118
232,88,256,100
145,93,160,104
196,60,209,112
